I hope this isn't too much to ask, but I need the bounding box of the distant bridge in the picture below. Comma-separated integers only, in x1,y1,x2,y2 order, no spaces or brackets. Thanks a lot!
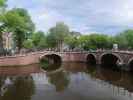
0,50,133,71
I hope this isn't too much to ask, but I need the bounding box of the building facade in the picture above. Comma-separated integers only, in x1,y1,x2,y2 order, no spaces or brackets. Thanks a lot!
2,32,13,50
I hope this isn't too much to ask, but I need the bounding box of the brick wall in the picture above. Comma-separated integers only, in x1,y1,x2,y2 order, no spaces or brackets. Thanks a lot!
0,52,88,66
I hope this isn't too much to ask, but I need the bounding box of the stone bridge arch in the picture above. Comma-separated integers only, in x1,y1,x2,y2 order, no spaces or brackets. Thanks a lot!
40,53,62,64
86,53,97,65
112,52,133,71
99,53,124,67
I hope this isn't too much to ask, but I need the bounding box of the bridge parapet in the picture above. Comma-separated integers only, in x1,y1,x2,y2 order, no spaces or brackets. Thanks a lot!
0,50,132,71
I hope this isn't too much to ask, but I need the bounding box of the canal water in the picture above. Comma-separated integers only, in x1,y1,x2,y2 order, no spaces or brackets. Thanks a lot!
0,63,133,100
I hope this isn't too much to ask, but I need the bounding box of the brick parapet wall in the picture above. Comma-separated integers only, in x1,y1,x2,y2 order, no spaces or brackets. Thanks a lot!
0,51,88,66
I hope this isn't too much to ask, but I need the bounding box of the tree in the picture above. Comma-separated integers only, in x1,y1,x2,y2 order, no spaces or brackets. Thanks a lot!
23,39,34,49
32,31,47,49
89,34,112,49
65,31,81,50
0,0,7,55
0,0,6,7
46,32,57,49
0,0,6,14
113,34,128,49
123,30,133,49
38,37,47,49
78,34,112,50
65,36,79,50
0,8,35,51
32,31,44,46
114,30,133,50
70,31,81,37
48,22,70,51
78,35,91,50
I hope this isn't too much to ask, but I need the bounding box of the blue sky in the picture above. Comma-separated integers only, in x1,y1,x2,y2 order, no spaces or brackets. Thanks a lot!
7,0,133,35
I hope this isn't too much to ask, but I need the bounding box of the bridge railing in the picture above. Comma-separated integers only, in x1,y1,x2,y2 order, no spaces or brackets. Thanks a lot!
1,48,133,57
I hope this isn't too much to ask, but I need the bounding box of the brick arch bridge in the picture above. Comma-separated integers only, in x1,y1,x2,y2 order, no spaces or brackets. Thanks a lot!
86,51,133,71
35,51,133,71
0,51,133,71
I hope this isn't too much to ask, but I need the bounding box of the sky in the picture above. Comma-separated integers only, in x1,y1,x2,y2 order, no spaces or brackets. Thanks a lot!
6,0,133,35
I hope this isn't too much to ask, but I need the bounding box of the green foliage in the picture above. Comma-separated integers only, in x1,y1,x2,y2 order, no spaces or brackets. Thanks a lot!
78,34,113,50
78,35,92,50
0,0,6,13
124,30,133,49
114,29,133,49
89,34,112,49
1,9,27,31
23,39,34,49
32,31,47,49
0,0,6,7
46,33,57,48
38,37,47,49
46,29,133,51
47,22,70,50
49,22,69,41
0,8,35,50
40,58,49,70
65,36,79,50
76,30,133,50
32,31,45,45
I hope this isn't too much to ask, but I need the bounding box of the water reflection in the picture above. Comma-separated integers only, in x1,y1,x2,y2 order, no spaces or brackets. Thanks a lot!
0,63,133,100
46,69,69,92
0,64,40,75
0,76,35,100
40,62,61,71
63,62,86,73
86,65,133,94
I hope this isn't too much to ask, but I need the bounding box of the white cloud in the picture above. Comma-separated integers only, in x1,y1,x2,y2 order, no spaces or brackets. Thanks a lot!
7,0,133,34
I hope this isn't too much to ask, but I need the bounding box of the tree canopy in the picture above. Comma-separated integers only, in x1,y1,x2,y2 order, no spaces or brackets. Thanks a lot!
0,8,35,51
47,22,70,51
0,0,6,7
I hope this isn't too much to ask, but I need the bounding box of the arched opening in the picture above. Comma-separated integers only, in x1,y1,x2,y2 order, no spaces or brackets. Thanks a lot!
128,60,133,72
44,54,62,64
86,54,96,65
40,54,62,71
101,54,121,69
